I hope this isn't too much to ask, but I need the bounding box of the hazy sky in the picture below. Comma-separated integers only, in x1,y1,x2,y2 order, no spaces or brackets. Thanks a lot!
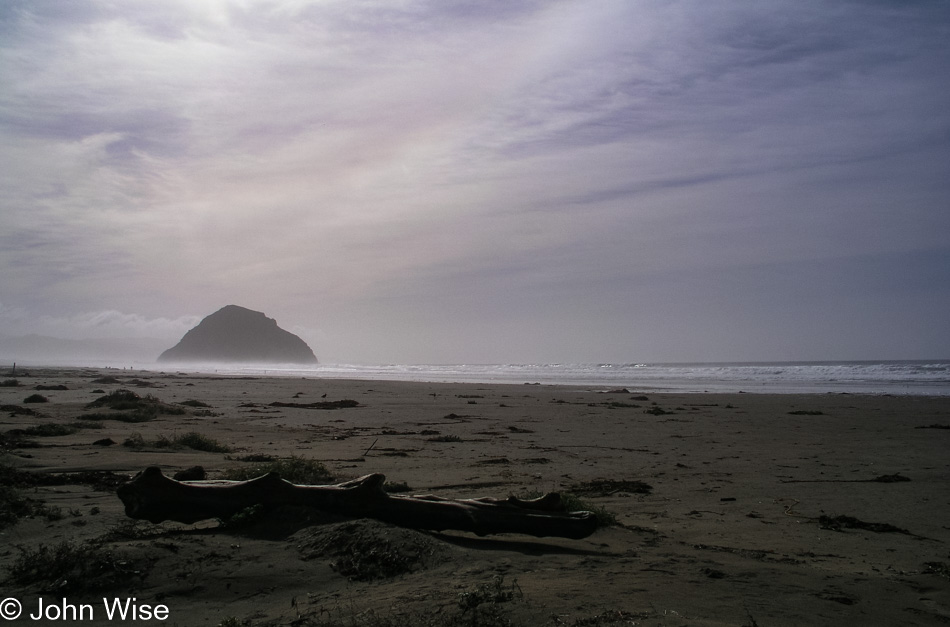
2,1,949,364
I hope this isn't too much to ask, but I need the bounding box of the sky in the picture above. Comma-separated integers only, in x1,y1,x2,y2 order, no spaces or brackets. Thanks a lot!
1,0,949,365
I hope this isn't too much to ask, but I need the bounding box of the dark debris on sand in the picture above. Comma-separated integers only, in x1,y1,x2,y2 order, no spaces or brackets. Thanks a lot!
571,479,653,496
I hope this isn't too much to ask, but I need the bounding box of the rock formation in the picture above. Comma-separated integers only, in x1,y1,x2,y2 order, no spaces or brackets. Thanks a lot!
157,305,317,364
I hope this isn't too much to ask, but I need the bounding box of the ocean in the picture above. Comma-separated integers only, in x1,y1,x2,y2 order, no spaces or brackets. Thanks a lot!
208,360,950,396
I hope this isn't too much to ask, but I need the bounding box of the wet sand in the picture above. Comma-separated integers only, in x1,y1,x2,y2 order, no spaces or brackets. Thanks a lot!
1,367,949,626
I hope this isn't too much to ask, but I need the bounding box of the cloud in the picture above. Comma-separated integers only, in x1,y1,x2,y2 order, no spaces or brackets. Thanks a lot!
0,302,199,341
1,0,948,362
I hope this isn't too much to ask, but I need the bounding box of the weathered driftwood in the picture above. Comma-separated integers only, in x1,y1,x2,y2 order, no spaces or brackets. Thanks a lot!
116,467,598,539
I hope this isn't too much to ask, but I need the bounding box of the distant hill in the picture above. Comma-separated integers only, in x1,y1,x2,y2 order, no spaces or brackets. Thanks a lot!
157,305,318,364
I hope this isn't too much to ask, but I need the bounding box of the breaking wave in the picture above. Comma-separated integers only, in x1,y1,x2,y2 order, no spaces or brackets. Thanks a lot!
204,360,950,395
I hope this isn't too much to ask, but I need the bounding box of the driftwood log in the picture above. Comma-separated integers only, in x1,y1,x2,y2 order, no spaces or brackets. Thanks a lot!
116,467,598,539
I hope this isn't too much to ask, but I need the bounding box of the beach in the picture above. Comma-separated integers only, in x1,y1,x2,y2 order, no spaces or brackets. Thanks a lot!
2,367,949,626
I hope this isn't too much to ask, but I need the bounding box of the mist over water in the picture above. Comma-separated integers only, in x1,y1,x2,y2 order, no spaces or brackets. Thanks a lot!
174,361,950,396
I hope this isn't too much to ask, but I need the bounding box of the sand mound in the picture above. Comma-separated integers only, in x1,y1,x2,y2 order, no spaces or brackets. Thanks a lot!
293,519,451,581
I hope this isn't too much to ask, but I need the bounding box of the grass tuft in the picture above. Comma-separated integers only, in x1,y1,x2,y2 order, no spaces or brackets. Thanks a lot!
222,456,333,484
171,432,232,453
84,389,185,420
17,423,79,437
10,540,148,593
383,480,412,493
517,490,618,529
427,434,463,443
123,431,231,453
303,575,523,626
558,493,617,528
78,410,156,423
0,486,44,528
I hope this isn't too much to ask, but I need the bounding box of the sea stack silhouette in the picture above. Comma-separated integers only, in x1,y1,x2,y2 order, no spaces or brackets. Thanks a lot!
157,305,318,364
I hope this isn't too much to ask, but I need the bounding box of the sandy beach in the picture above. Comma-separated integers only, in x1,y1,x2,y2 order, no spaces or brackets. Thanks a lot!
1,367,948,626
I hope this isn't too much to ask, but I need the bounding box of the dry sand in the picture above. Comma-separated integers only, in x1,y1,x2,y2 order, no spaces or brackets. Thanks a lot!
1,367,948,626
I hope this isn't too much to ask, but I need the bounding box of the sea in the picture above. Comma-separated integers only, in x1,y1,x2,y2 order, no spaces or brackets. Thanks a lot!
207,361,950,396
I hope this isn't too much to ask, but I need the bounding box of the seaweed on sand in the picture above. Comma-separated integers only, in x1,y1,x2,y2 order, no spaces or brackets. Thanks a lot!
818,515,911,535
571,479,653,497
269,399,360,409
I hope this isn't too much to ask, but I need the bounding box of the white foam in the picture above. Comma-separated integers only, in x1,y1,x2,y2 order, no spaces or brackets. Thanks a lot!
173,360,950,395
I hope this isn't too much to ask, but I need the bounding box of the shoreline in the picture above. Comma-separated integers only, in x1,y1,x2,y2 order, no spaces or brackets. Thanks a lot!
9,361,950,397
2,367,949,625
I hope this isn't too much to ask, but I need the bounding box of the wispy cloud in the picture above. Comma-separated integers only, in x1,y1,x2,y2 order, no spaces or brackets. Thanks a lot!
0,301,199,340
1,0,948,362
